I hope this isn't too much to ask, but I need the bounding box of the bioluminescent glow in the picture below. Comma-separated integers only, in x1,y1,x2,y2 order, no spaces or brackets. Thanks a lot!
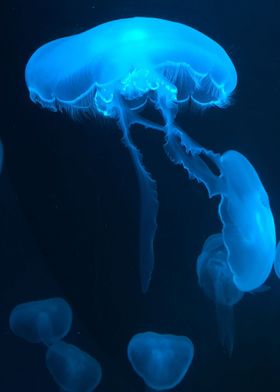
127,331,194,390
25,17,238,293
218,150,276,291
25,17,276,296
9,298,72,345
46,341,102,392
274,242,280,278
197,233,244,354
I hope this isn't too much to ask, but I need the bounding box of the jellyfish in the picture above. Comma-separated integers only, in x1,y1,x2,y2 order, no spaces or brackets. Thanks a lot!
197,233,244,354
46,341,102,392
127,331,194,391
25,17,275,292
274,242,280,278
9,297,72,346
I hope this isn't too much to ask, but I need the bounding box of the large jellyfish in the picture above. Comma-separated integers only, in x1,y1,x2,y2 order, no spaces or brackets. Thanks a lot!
127,331,194,391
46,341,102,392
9,298,72,346
197,233,244,354
25,17,275,292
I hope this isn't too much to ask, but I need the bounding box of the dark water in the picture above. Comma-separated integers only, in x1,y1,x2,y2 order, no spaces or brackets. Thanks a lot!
3,0,280,390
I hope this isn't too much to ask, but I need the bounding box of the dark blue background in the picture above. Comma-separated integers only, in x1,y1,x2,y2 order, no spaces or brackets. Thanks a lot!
3,0,280,390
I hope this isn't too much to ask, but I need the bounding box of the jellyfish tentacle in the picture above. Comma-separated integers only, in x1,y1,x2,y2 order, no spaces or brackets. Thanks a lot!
164,124,221,197
154,92,222,197
197,233,244,354
213,258,235,356
128,106,222,197
215,302,234,356
118,108,159,293
129,112,165,134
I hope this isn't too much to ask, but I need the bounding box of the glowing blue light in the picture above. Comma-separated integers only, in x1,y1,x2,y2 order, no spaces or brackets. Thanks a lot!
9,298,72,345
127,331,194,390
25,18,237,108
218,150,276,291
274,242,280,278
25,17,274,295
197,233,244,354
46,341,102,392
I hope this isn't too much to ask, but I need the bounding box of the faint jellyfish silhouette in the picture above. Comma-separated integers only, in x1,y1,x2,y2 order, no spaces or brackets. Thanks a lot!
197,233,244,354
25,17,238,293
46,341,102,392
9,298,72,346
127,331,194,391
274,242,280,278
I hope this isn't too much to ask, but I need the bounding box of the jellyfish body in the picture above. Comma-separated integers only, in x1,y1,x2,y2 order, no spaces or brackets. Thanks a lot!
25,17,237,292
46,341,102,392
9,298,72,345
127,331,194,391
274,242,280,278
218,150,276,291
197,233,244,354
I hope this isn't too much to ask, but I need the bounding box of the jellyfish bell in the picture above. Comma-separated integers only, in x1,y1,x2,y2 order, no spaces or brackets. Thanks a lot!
218,150,276,292
46,341,102,392
9,297,72,346
25,17,237,293
127,331,194,391
25,17,237,113
197,233,244,354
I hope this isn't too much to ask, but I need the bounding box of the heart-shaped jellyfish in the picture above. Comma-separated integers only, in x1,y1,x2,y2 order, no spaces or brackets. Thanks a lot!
46,341,102,392
127,331,194,391
9,297,72,346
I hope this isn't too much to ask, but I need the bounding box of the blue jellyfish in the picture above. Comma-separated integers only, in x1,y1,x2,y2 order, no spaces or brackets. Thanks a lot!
197,233,244,354
217,150,276,291
127,331,194,391
9,298,72,346
25,17,274,292
274,241,280,278
46,341,102,392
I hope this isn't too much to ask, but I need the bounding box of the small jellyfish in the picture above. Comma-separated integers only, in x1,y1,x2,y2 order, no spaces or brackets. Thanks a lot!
9,297,72,346
46,341,102,392
127,331,194,391
197,233,244,354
